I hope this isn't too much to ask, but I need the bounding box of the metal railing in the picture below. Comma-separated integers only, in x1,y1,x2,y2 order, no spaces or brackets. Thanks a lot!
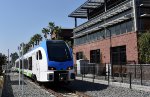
75,63,150,87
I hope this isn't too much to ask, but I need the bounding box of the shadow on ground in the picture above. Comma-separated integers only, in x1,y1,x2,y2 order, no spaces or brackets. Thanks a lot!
68,80,108,92
45,80,108,92
1,74,27,97
2,75,14,97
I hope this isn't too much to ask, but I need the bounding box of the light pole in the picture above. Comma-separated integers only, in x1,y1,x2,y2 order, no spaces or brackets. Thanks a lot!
21,43,24,96
103,0,113,78
18,43,25,95
18,46,21,89
106,28,112,77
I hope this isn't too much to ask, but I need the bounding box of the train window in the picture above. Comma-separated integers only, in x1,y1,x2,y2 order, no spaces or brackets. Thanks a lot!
20,60,22,69
29,57,32,70
39,50,42,60
36,52,38,60
16,61,19,68
24,59,28,69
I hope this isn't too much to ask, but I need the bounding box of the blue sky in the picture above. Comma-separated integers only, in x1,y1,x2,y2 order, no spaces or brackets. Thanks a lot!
0,0,86,55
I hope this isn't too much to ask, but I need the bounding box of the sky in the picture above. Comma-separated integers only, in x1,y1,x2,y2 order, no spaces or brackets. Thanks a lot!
0,0,87,55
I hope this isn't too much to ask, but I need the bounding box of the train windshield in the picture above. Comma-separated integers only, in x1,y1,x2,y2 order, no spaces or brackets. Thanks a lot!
47,41,72,62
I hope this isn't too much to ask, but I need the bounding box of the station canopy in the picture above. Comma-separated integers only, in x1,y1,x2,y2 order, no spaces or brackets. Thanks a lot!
68,0,104,18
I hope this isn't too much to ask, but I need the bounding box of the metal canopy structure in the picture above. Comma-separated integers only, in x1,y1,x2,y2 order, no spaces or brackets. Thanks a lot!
72,13,133,38
68,0,104,18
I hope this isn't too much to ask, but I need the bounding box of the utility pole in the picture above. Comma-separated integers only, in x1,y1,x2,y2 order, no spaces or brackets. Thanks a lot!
7,49,9,80
18,46,21,89
21,43,24,96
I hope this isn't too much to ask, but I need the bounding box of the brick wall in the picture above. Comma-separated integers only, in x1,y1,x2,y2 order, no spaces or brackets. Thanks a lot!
73,32,138,65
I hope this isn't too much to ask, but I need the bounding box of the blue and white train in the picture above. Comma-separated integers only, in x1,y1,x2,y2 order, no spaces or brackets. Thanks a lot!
15,40,75,83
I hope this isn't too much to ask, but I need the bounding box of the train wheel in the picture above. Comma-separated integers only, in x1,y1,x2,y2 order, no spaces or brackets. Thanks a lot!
34,76,42,86
38,82,42,86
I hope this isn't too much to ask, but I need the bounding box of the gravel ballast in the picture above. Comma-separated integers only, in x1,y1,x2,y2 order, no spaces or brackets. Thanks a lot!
2,72,55,97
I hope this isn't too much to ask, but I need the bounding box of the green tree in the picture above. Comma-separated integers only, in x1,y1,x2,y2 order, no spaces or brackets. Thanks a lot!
30,37,36,48
53,26,61,40
0,53,7,74
0,53,7,65
138,31,150,63
42,28,49,40
10,52,19,66
27,34,43,50
23,43,30,54
42,22,62,40
28,40,34,48
33,34,42,45
48,22,55,35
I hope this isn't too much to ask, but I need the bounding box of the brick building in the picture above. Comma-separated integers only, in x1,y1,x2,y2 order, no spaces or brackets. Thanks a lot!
69,0,150,65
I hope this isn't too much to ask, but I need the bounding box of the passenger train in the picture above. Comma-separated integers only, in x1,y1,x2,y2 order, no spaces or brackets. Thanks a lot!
15,40,75,83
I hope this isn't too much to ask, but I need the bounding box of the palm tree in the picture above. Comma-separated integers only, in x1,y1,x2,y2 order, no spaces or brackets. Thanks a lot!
48,22,55,35
42,22,61,40
30,36,36,48
23,43,30,54
34,34,43,45
42,28,49,40
28,41,33,50
53,26,61,40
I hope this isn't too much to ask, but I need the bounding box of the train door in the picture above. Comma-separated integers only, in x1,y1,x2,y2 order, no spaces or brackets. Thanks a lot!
38,50,43,80
32,52,36,75
36,51,40,80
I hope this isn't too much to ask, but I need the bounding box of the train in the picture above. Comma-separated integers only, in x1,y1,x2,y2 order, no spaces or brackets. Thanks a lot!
15,40,75,83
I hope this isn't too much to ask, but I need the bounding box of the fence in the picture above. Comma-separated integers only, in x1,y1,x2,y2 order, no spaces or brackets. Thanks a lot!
75,63,150,87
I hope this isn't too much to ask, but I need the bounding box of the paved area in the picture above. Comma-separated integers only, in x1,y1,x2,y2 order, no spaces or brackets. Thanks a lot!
73,77,150,97
2,72,55,97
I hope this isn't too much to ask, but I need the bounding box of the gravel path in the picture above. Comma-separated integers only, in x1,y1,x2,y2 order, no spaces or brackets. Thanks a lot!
2,72,55,97
69,80,150,97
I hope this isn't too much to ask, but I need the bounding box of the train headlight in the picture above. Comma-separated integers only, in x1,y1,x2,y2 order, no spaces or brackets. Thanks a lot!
48,67,56,70
67,66,73,70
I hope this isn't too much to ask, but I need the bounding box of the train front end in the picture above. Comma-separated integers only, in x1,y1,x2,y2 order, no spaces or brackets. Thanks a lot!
46,40,75,82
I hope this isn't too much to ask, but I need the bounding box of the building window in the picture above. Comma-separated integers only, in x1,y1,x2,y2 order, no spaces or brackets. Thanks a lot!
126,20,133,32
115,25,121,35
120,22,127,34
74,19,134,45
111,45,126,65
76,52,83,60
110,26,116,36
90,49,100,63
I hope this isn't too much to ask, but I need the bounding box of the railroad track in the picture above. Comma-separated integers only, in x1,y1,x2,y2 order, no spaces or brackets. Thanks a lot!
24,75,91,97
42,83,91,97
